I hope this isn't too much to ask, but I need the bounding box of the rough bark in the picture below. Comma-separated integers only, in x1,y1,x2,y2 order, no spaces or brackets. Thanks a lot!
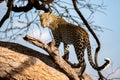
0,41,92,80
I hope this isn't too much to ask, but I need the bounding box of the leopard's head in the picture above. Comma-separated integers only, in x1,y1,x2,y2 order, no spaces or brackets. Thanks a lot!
39,13,55,28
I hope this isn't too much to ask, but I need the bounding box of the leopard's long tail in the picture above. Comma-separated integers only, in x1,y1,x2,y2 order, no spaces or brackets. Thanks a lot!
87,42,110,71
72,0,110,79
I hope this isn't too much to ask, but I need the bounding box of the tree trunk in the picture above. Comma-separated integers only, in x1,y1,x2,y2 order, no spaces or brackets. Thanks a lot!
0,41,92,80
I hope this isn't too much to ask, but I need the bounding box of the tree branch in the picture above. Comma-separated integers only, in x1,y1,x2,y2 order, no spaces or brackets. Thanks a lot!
0,0,4,3
12,0,49,12
29,0,49,12
0,40,92,80
23,35,80,80
12,0,33,12
0,41,69,80
41,0,54,4
0,0,13,28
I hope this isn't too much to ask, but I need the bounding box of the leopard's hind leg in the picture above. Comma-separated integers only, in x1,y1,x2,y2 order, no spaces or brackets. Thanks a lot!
74,41,86,79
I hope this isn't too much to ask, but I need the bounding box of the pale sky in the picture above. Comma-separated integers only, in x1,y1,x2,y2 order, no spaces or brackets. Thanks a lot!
0,0,120,79
93,0,120,67
86,0,120,78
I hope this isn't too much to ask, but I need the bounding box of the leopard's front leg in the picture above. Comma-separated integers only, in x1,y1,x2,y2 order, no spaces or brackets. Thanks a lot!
62,43,69,61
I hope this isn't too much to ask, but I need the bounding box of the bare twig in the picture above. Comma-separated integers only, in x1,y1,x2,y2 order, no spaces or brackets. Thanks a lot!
0,0,13,28
23,35,80,80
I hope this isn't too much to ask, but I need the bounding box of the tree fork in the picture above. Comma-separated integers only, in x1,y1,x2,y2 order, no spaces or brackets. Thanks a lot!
23,35,80,80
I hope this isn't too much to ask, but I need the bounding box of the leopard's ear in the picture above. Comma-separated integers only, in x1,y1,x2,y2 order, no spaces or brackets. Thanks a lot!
49,13,54,17
39,12,51,17
47,12,52,15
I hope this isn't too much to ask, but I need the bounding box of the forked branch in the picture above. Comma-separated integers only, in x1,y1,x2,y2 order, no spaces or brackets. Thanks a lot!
23,35,79,80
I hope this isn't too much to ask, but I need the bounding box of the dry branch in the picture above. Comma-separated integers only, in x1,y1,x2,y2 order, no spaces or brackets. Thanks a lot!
0,0,13,28
23,35,80,80
12,0,49,12
0,41,69,80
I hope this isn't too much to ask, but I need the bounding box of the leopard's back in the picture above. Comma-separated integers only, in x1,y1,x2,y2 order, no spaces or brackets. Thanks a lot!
58,23,89,45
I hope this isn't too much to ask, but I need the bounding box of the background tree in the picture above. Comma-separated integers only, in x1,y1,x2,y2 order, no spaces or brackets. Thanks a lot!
0,0,105,40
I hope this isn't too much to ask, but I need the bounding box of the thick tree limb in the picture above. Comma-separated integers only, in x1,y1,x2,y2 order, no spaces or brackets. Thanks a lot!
0,41,69,80
12,0,49,12
0,0,4,3
40,0,54,4
23,35,80,80
0,40,92,80
12,0,33,12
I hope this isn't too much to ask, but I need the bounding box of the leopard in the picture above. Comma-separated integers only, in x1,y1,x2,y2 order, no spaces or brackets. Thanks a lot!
39,13,110,79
